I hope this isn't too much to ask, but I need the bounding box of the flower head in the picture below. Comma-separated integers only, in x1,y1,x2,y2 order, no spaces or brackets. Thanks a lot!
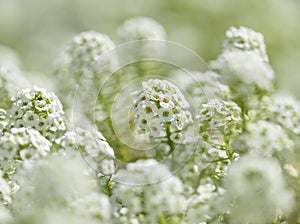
223,26,269,62
56,127,115,176
223,154,294,224
132,79,192,143
117,17,167,42
0,127,51,176
9,86,66,142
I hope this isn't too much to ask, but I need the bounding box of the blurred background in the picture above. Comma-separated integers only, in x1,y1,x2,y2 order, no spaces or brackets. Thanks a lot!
0,0,299,94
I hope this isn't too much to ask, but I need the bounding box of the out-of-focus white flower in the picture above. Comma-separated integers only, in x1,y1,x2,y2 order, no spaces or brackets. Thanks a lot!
54,31,118,116
56,127,115,176
117,17,167,42
0,65,30,110
0,127,51,176
223,154,294,224
14,153,111,224
132,79,192,143
254,94,300,135
63,31,117,78
117,17,167,60
198,98,242,148
112,159,186,222
185,182,223,223
9,86,66,142
223,26,269,63
171,69,232,107
233,120,294,158
210,50,274,94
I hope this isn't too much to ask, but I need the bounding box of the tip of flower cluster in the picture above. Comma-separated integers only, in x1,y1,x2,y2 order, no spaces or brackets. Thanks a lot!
223,26,269,63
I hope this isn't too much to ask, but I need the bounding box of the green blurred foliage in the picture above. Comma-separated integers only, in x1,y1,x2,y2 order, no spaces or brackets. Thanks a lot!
0,0,299,94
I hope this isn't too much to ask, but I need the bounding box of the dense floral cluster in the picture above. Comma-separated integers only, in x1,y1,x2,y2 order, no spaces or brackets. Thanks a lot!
223,26,269,62
198,98,242,148
211,27,275,103
112,159,186,223
56,127,116,176
234,120,294,158
9,86,66,142
132,79,193,143
117,17,167,42
223,154,294,224
0,128,51,176
59,31,117,78
14,154,112,224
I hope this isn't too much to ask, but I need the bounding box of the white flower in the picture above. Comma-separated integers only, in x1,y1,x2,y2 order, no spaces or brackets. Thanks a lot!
170,132,184,144
56,128,115,176
223,154,294,224
35,118,47,131
157,107,173,122
23,111,39,126
149,118,166,137
113,159,186,221
233,120,294,158
0,61,30,110
198,98,242,147
210,50,274,93
223,26,269,62
117,17,167,42
132,79,192,143
10,107,23,119
9,86,66,142
0,128,52,177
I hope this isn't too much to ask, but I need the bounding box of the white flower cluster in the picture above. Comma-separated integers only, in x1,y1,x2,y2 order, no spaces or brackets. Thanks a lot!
55,31,118,125
210,50,274,95
198,98,242,148
9,86,66,141
223,154,294,224
112,159,186,223
234,120,294,158
132,79,193,143
0,64,29,111
223,26,269,62
255,95,300,135
117,17,167,42
56,127,115,176
172,70,231,107
14,154,112,224
61,31,117,78
185,182,224,223
0,127,51,176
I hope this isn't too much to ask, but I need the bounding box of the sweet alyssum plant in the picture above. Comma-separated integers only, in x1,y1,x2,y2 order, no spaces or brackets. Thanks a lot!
0,17,300,224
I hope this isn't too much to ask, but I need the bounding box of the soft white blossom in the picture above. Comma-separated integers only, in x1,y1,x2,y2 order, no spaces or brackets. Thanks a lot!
9,86,66,141
223,154,294,224
223,26,269,62
132,79,192,143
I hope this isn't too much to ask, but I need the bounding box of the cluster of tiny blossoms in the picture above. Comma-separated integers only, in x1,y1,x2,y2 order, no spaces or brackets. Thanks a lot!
223,26,269,63
62,31,117,78
0,127,51,176
132,79,193,143
112,159,186,223
211,26,274,100
9,86,66,142
117,17,167,42
56,127,116,176
198,98,242,148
